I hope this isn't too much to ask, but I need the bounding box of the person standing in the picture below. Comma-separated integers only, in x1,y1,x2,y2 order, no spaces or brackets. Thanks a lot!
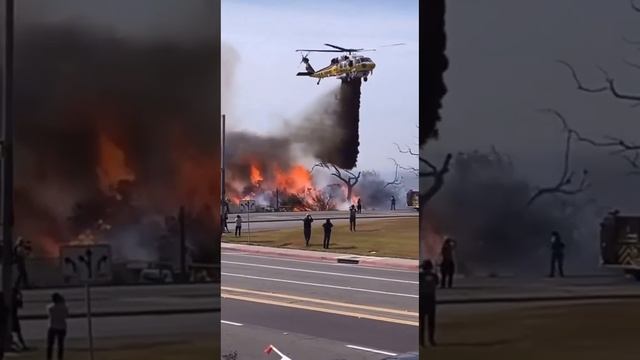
235,215,242,237
11,288,27,351
390,196,396,211
356,198,362,214
223,213,230,233
322,219,334,249
14,237,30,289
549,231,566,277
46,293,68,360
303,214,314,246
440,237,457,289
420,260,438,347
349,205,357,232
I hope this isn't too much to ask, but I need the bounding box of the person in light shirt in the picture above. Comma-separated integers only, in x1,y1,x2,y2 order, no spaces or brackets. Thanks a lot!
46,293,68,360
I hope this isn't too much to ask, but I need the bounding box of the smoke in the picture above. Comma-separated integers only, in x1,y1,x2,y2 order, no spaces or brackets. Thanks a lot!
12,24,220,263
292,79,362,169
424,150,602,275
353,171,398,208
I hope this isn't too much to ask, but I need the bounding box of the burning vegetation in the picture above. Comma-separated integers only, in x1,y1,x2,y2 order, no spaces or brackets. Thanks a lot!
11,25,220,263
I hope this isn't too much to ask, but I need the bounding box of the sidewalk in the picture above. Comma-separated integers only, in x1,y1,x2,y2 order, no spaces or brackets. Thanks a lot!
222,242,418,271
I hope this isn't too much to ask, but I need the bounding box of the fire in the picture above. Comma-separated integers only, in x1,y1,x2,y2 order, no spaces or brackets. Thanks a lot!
250,163,264,185
96,132,135,195
274,165,313,193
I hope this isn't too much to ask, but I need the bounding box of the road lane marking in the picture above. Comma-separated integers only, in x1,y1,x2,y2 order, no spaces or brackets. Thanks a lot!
222,261,418,284
221,273,418,298
222,253,416,273
221,320,243,326
222,293,419,327
221,287,418,316
346,345,397,356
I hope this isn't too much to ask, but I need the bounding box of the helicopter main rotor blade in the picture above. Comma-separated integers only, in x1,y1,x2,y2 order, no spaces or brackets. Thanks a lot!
296,49,342,53
324,43,349,51
378,43,406,47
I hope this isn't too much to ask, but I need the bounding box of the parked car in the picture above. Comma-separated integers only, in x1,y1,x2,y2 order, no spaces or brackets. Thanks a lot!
139,262,175,283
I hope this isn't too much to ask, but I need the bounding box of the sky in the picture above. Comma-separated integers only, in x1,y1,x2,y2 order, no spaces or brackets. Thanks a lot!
221,0,419,179
426,0,640,211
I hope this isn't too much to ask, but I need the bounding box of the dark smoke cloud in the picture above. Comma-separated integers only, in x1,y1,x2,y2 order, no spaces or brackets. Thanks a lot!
292,79,362,169
10,24,220,262
425,150,601,275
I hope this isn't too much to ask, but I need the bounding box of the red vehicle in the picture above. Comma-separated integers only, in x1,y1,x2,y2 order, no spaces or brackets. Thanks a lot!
600,211,640,280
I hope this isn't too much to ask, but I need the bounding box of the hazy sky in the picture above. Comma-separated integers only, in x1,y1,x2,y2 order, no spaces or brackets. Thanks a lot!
221,0,419,175
427,0,640,210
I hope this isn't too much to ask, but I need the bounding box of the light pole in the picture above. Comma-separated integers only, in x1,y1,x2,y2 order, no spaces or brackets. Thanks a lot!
1,0,15,355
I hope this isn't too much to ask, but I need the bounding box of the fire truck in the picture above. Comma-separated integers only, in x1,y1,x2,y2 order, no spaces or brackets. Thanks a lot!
406,190,419,211
600,211,640,281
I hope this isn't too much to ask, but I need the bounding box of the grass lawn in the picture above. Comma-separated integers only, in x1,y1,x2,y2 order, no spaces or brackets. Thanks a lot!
224,217,418,259
12,336,218,360
421,300,640,360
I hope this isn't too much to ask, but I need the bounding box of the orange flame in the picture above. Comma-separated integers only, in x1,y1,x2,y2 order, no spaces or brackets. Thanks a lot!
96,133,135,194
250,163,263,185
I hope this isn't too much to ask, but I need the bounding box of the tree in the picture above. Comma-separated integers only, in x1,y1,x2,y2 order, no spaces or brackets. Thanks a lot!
557,1,640,170
394,143,452,205
312,162,361,201
527,110,590,206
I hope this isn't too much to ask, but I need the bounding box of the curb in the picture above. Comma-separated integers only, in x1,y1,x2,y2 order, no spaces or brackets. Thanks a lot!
438,293,640,305
223,244,418,271
19,307,220,321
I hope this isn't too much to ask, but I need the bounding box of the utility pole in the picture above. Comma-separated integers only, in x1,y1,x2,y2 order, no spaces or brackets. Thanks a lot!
1,0,15,356
178,206,186,282
221,114,226,221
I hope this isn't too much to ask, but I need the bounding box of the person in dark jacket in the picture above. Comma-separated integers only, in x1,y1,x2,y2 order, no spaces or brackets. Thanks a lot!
420,260,438,347
349,205,357,232
440,237,456,288
303,214,314,246
390,196,396,210
322,219,333,249
11,288,27,350
356,198,362,214
549,231,566,277
13,237,30,289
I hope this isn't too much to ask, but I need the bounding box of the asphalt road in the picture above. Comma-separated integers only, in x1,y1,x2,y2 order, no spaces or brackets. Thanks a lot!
221,250,418,359
18,283,219,317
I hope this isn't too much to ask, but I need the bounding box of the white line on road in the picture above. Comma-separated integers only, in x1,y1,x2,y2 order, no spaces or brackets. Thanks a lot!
222,253,416,273
222,261,418,284
221,320,243,326
346,345,397,356
221,273,418,298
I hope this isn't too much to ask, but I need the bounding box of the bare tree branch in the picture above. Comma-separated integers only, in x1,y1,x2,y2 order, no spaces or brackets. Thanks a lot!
538,109,640,152
528,110,590,206
422,153,453,205
384,159,404,188
557,60,608,93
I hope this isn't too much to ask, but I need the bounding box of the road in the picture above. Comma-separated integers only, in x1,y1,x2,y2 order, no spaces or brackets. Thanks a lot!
220,250,418,359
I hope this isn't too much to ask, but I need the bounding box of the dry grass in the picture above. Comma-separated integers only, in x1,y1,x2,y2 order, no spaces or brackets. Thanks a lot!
224,217,418,259
421,300,640,360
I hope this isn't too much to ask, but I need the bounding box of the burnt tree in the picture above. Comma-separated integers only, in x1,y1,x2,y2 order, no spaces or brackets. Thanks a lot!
312,162,361,201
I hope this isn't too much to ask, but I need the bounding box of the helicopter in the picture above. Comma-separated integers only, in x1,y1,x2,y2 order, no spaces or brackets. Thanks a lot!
295,43,404,85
